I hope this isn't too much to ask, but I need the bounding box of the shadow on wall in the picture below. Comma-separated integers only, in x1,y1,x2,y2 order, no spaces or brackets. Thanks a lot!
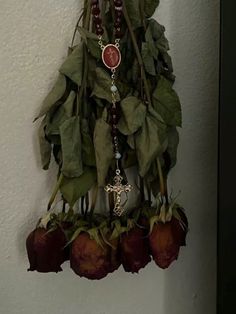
157,1,219,314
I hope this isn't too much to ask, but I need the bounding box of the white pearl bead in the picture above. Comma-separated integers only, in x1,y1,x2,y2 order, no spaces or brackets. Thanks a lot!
111,85,118,93
115,152,122,160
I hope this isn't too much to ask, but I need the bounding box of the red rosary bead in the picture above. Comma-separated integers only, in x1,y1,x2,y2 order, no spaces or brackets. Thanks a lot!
115,10,122,18
115,21,121,28
91,0,98,4
93,16,102,24
115,16,121,23
115,29,123,38
96,28,104,35
92,7,100,15
111,128,118,137
114,0,122,7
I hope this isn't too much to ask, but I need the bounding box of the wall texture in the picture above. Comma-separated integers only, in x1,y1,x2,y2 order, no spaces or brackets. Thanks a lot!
0,1,219,314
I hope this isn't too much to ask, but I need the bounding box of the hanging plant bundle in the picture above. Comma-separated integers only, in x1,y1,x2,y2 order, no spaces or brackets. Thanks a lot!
26,0,188,279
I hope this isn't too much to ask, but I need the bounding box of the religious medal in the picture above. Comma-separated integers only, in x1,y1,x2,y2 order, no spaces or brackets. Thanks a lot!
102,44,121,70
91,0,133,216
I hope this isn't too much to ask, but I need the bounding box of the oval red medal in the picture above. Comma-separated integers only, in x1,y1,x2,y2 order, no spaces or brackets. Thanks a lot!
102,44,121,69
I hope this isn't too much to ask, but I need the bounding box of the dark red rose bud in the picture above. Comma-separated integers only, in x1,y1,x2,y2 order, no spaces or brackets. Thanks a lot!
120,227,151,273
26,228,67,273
149,222,180,269
70,233,110,280
172,208,188,246
109,238,121,273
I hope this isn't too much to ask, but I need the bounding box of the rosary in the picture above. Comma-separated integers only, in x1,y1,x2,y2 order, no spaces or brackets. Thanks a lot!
91,0,132,216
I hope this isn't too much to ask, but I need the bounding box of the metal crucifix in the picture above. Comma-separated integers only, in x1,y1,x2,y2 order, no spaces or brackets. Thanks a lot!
105,169,132,216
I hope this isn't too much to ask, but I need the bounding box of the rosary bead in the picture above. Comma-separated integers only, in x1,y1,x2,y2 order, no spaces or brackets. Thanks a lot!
111,85,118,93
96,27,104,35
111,117,118,125
111,128,118,137
110,108,117,116
115,21,121,28
115,10,122,18
114,0,123,6
115,16,121,23
93,16,102,24
91,0,98,5
115,152,122,160
115,29,123,38
92,7,100,15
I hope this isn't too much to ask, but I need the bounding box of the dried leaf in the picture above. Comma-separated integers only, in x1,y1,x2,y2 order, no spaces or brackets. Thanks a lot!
144,0,160,18
135,106,167,177
60,44,84,86
38,117,51,170
78,26,102,60
36,74,67,119
117,96,147,135
60,168,97,207
81,119,96,167
152,76,182,127
94,116,113,187
142,42,156,76
60,116,83,178
46,90,76,137
91,68,120,103
165,127,180,170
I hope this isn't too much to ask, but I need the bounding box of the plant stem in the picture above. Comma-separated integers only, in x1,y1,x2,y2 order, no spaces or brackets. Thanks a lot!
76,1,91,116
71,10,84,48
156,158,165,198
47,173,64,211
123,2,152,106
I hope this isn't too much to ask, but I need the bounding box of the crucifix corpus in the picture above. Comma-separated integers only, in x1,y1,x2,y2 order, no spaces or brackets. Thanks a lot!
105,169,132,216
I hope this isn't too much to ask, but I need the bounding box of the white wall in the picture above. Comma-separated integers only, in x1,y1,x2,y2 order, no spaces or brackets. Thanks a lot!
0,1,219,314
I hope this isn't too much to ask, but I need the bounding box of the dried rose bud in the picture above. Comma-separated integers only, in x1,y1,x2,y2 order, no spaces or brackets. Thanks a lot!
26,227,67,273
120,227,151,273
70,233,110,280
109,238,121,273
149,222,180,269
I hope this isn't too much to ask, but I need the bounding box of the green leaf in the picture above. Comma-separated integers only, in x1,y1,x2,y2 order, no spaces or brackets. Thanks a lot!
81,119,96,167
124,0,159,29
91,68,120,103
36,74,67,119
38,117,51,170
152,76,182,127
135,106,167,177
60,116,83,178
78,27,102,60
144,0,160,18
145,21,158,60
46,90,76,136
141,42,156,76
60,168,97,207
60,44,84,86
94,116,114,187
124,0,141,29
148,19,169,51
165,127,179,169
87,56,97,90
117,96,147,135
127,135,135,149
